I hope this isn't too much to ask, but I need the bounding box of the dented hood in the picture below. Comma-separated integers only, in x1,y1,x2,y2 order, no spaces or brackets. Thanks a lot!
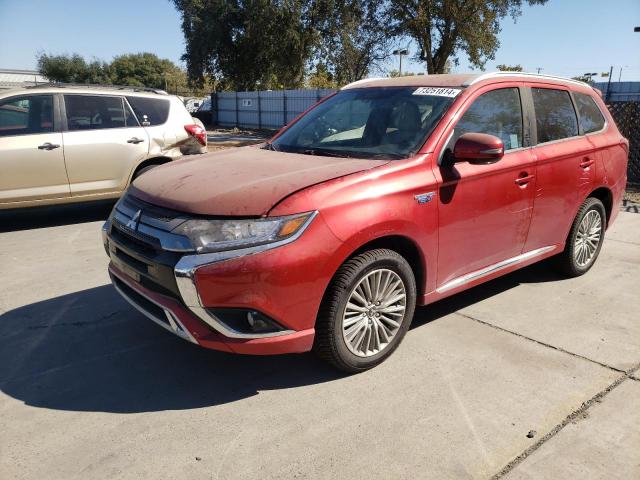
129,146,388,216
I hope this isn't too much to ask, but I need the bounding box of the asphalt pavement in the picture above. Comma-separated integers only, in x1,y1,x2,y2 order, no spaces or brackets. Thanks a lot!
0,204,638,480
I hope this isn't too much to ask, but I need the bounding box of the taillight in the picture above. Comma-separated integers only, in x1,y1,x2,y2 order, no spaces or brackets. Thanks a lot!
185,124,207,146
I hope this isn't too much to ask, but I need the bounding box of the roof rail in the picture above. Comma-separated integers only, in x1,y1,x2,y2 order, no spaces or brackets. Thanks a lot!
341,77,385,90
23,82,168,95
463,71,589,88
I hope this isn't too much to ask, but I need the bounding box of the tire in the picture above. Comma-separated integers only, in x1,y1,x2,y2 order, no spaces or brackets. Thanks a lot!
554,197,606,277
313,248,417,373
132,164,159,181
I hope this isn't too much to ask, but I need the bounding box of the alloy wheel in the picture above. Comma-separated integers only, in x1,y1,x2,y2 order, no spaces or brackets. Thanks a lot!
342,269,407,357
574,209,602,267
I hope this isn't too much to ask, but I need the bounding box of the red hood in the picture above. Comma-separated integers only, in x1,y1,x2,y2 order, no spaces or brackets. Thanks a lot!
129,146,388,216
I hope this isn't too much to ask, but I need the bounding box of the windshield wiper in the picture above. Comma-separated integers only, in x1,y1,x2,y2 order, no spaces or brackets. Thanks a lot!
299,148,352,158
364,152,407,160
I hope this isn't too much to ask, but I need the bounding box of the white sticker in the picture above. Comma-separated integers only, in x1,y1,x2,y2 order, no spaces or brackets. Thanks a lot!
510,134,519,149
412,87,461,97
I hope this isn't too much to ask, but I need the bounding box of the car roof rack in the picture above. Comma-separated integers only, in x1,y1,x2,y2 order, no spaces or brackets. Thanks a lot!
24,82,168,95
463,71,589,88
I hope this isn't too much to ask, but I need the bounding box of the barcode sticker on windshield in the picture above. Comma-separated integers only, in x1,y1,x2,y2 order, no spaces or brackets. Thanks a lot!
412,87,460,97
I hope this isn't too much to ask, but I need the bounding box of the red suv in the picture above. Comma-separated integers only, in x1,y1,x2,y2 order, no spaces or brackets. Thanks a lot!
103,73,628,372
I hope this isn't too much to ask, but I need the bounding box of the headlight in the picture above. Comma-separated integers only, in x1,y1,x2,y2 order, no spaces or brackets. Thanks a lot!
173,212,316,253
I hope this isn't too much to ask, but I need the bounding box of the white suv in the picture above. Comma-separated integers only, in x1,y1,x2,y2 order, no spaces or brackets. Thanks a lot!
0,84,207,209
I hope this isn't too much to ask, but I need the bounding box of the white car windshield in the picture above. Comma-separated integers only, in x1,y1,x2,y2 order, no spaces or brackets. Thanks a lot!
269,87,459,159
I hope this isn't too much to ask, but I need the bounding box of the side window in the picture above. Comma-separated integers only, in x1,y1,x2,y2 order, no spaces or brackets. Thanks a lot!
453,88,523,151
126,97,170,126
0,95,54,137
574,92,605,134
531,88,578,143
64,95,126,131
123,100,139,127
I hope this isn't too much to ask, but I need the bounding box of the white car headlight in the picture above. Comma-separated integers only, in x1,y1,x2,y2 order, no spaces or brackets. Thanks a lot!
173,212,316,253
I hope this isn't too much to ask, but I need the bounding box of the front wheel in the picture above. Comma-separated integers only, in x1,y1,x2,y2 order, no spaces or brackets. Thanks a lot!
554,197,606,277
313,249,416,373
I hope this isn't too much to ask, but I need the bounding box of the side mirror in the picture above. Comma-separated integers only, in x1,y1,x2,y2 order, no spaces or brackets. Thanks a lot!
453,133,504,164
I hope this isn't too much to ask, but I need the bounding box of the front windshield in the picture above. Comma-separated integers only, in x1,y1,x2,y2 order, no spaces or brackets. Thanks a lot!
270,87,459,159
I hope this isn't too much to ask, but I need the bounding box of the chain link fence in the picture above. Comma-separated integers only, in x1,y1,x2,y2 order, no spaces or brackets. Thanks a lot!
607,101,640,184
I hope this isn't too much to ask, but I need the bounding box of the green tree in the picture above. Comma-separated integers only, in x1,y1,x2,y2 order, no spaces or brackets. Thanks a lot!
496,64,523,71
173,0,330,90
388,70,417,77
321,0,396,85
572,75,593,84
110,53,187,91
37,53,111,84
37,52,198,93
389,0,548,74
306,63,338,88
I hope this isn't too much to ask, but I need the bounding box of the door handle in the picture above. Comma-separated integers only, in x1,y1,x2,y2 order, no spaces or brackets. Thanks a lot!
515,173,535,186
579,157,594,169
37,142,60,150
127,137,144,144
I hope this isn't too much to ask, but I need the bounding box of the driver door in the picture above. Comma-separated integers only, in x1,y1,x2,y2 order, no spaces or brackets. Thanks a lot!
433,85,537,289
0,94,70,204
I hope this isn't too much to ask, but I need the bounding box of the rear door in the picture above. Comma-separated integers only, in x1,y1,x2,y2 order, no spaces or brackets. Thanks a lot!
523,86,594,251
125,96,179,153
0,94,70,204
434,84,537,288
61,94,149,196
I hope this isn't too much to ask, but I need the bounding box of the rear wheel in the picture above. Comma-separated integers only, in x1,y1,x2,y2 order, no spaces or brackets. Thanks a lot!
313,249,416,373
554,197,606,277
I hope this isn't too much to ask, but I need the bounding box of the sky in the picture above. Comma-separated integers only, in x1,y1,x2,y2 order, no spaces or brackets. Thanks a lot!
0,0,639,82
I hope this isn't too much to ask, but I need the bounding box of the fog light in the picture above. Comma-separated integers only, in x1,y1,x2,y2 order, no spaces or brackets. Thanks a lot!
206,308,285,334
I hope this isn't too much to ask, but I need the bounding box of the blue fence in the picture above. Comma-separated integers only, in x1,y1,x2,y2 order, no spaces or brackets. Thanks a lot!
593,81,640,101
210,82,640,130
213,89,336,129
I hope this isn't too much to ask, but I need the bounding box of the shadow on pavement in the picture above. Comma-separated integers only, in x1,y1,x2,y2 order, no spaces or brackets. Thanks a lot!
0,285,344,413
0,261,565,414
0,200,115,233
412,259,564,328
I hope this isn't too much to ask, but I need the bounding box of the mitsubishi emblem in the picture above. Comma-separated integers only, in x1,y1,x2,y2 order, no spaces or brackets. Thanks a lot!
126,209,142,231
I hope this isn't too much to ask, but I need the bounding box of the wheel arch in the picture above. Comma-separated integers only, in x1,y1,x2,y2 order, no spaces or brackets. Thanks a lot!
129,156,172,183
588,186,613,226
340,234,426,298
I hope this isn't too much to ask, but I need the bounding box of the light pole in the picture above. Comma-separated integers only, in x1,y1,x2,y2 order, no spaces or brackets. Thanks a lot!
583,72,598,82
392,49,409,76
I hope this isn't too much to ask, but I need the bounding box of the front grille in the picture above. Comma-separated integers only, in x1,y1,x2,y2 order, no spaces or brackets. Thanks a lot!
111,220,159,255
114,248,148,274
139,276,179,299
112,274,170,327
106,194,192,302
120,194,188,231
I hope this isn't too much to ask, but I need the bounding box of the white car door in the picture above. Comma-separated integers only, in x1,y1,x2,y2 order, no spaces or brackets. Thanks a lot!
0,94,70,204
61,94,149,196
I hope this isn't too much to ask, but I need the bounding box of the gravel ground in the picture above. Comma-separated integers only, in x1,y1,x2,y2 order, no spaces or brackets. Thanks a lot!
622,184,640,213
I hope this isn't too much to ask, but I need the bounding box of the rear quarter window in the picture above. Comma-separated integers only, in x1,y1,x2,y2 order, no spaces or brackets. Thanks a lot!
126,97,170,126
573,92,606,134
531,88,579,143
